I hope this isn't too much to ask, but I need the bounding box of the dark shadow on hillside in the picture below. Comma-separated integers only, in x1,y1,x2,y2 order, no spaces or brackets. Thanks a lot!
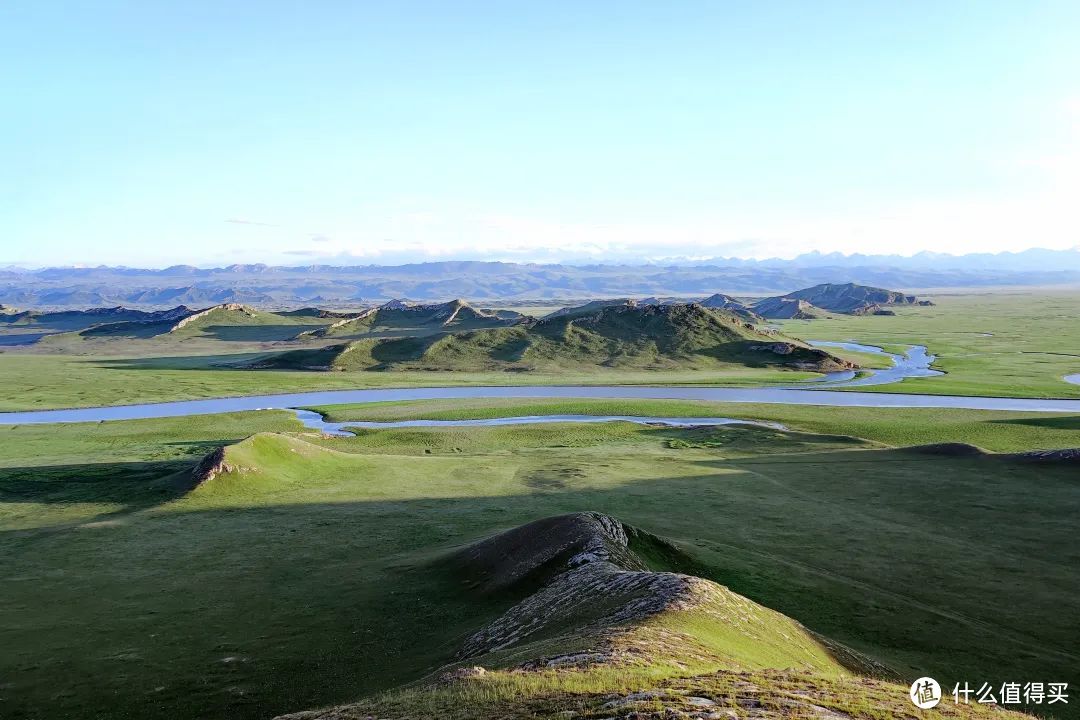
0,459,193,507
94,353,270,371
988,415,1080,430
197,324,325,342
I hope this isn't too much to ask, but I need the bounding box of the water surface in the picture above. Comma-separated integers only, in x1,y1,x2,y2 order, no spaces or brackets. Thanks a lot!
805,342,943,387
3,383,1079,428
293,409,788,437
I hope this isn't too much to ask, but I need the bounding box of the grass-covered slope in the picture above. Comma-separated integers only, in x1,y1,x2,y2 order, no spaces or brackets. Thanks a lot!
0,305,191,331
299,299,517,339
3,417,1076,719
699,292,762,321
280,512,913,720
49,303,345,343
784,282,926,313
752,296,829,319
753,283,932,319
249,303,855,372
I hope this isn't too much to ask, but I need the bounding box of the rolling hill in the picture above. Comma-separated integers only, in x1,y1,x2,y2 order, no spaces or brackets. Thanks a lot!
752,283,933,319
68,303,342,342
698,292,762,321
0,304,192,331
296,299,519,339
246,303,855,372
752,296,829,320
277,510,922,720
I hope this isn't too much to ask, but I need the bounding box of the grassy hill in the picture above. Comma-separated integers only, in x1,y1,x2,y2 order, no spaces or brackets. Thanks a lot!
750,296,828,319
280,511,900,720
753,283,933,319
52,304,346,344
699,292,762,321
249,303,855,373
298,299,516,340
785,282,926,313
0,305,190,331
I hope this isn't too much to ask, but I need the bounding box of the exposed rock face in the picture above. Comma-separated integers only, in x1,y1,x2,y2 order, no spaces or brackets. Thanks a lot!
294,308,377,339
190,446,233,485
444,512,648,594
305,300,506,337
274,513,925,720
447,512,855,675
458,556,721,659
749,342,857,371
450,512,716,664
1011,447,1080,462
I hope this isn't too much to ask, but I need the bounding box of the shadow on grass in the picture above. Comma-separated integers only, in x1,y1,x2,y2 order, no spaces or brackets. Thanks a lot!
197,324,326,342
988,415,1080,430
93,353,272,371
0,459,194,507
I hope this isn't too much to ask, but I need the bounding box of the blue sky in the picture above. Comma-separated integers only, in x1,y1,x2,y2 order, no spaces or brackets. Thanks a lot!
2,1,1079,267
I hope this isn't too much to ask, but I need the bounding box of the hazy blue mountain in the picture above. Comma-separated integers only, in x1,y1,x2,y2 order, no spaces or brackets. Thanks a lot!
2,249,1079,308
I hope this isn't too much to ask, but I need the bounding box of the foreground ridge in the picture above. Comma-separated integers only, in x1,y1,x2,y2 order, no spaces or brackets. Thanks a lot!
276,512,1026,720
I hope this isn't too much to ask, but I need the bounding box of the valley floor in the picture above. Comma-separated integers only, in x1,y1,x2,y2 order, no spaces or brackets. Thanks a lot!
2,403,1077,719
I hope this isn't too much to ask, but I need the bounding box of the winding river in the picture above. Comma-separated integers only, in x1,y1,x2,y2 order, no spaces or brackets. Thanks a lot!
1,343,1078,429
293,409,789,437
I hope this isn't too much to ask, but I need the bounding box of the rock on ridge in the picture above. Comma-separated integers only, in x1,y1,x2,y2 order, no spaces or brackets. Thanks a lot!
190,446,233,485
167,303,258,332
450,512,729,660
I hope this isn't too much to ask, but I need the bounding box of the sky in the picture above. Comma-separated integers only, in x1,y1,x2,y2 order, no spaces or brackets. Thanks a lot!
2,1,1079,267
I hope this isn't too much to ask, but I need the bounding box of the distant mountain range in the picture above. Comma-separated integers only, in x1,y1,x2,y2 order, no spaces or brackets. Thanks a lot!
2,249,1078,308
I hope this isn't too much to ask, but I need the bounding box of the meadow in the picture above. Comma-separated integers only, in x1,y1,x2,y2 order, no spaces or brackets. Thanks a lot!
2,407,1077,718
0,353,821,412
777,290,1080,398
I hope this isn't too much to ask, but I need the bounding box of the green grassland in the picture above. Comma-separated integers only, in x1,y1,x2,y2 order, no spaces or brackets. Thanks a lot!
779,290,1080,398
311,397,1080,452
2,408,1077,718
0,353,822,411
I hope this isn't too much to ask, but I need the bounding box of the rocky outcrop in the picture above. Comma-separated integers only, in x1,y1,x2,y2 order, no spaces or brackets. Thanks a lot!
189,446,234,485
274,513,918,720
294,308,377,339
1010,447,1080,462
167,303,258,332
749,342,857,371
750,341,797,355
